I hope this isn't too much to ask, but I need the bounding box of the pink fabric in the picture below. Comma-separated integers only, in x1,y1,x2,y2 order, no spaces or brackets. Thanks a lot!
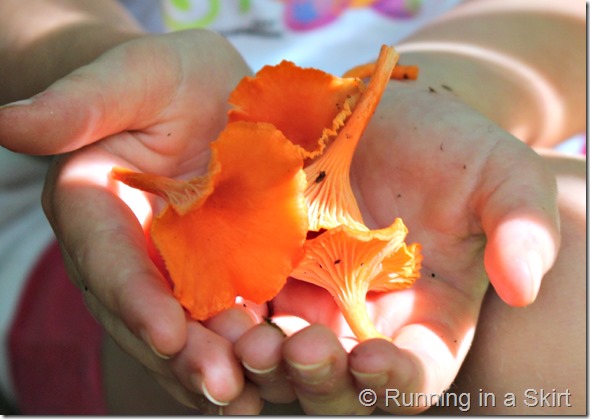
8,241,107,414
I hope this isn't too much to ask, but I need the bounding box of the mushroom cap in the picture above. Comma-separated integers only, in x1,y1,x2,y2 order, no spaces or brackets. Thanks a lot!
291,218,420,295
113,121,309,320
228,47,399,233
228,60,364,159
290,218,421,341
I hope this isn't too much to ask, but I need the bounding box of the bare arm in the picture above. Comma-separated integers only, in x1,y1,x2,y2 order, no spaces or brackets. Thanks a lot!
0,0,144,103
397,0,585,147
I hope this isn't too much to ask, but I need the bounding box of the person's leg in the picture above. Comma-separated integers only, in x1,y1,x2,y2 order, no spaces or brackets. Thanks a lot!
431,153,586,415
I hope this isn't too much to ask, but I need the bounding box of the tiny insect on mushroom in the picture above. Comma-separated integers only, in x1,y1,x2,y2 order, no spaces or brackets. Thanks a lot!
112,121,309,320
343,61,419,81
291,218,422,342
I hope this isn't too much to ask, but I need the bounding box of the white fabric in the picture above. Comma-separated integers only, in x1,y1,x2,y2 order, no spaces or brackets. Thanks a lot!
120,0,461,73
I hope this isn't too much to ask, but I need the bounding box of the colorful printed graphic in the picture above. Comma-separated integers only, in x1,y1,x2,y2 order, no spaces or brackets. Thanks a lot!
162,0,252,31
284,0,422,31
161,0,422,33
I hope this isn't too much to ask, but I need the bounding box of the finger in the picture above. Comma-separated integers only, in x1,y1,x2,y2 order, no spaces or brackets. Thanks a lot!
221,382,264,415
150,371,264,415
102,329,210,414
349,323,474,415
283,324,374,415
87,282,250,411
0,48,170,155
235,323,297,404
169,321,245,407
157,376,263,416
82,286,175,379
87,288,216,413
484,215,560,306
44,149,187,358
0,33,187,156
98,299,259,415
203,303,266,343
150,373,220,414
0,31,248,156
477,140,561,306
67,252,212,413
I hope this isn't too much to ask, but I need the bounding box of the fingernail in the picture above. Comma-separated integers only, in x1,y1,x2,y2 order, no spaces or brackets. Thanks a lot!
350,369,389,388
242,360,278,375
140,329,172,360
0,98,34,110
286,359,332,384
526,250,544,302
200,381,230,407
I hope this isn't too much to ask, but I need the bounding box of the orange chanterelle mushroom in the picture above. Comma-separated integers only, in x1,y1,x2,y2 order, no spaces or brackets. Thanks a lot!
112,45,422,339
229,45,422,340
112,122,308,320
291,220,422,342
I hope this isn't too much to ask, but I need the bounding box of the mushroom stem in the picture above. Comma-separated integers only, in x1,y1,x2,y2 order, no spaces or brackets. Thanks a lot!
304,45,399,231
319,44,399,170
338,290,390,342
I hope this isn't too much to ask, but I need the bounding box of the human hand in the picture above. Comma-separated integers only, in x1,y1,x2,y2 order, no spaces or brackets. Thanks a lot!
235,80,561,414
0,29,266,414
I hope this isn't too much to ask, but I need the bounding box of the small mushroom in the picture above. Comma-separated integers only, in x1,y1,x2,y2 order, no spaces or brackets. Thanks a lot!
112,121,308,320
291,218,422,341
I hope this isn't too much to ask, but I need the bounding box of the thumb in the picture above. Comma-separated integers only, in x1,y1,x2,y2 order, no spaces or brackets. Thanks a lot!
0,37,177,155
478,142,560,307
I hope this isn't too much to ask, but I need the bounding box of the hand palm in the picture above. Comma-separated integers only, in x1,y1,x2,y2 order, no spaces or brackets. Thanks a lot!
98,69,496,411
31,32,262,412
268,83,558,412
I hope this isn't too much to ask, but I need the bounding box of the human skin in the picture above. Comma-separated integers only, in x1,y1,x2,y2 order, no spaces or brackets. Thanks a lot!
98,83,585,416
99,82,584,413
233,1,585,413
233,81,564,414
0,0,584,415
440,153,586,415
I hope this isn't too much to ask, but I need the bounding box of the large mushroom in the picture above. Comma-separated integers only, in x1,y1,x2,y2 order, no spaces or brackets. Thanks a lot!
112,121,309,320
